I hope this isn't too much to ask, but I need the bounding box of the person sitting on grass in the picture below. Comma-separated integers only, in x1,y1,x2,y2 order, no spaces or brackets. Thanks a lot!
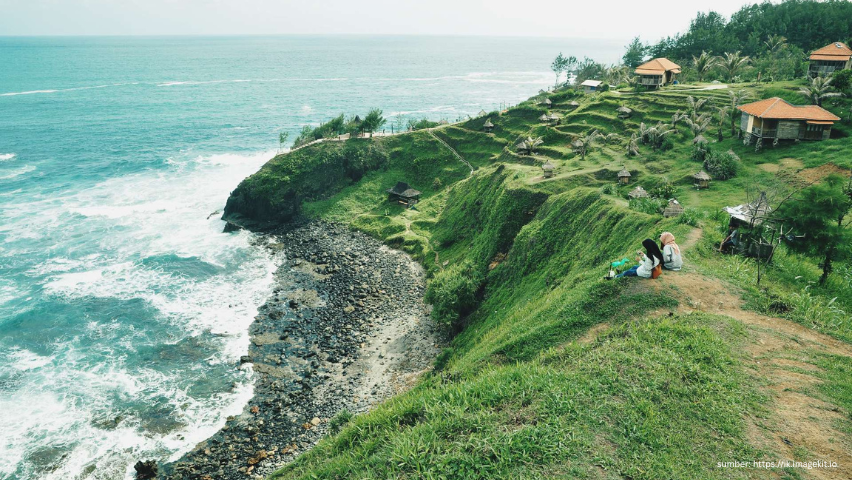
719,225,739,254
616,239,664,279
659,232,683,271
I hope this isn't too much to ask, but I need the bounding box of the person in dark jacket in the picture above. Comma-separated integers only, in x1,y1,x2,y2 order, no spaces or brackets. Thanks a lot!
617,239,664,278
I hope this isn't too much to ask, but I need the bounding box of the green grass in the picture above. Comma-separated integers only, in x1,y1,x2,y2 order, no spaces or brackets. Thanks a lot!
221,80,852,479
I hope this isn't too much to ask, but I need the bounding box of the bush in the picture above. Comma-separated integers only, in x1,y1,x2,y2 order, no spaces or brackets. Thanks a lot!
629,197,667,215
678,208,702,227
424,261,483,332
600,183,618,195
691,143,710,162
432,177,443,190
659,136,675,151
832,69,852,93
650,181,676,199
704,150,739,180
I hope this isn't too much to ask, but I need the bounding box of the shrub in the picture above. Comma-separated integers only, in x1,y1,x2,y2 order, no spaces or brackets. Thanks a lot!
691,143,710,162
704,150,739,180
650,181,675,199
424,261,483,332
629,197,667,215
678,208,702,227
601,183,617,195
432,177,443,190
659,136,675,151
832,69,851,93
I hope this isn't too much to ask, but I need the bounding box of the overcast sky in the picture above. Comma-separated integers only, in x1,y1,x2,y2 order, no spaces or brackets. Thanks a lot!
1,0,758,42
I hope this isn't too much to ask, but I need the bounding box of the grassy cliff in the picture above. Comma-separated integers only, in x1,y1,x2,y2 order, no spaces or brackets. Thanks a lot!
224,80,852,479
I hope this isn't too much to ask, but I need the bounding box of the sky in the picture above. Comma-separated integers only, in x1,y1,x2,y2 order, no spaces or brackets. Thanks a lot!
0,0,759,42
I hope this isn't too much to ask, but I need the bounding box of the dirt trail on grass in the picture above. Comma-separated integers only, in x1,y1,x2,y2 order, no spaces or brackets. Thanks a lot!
649,228,852,480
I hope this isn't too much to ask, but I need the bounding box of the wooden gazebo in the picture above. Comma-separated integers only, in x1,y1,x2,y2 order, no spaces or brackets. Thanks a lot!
616,106,633,119
617,167,632,185
483,118,494,133
386,182,422,206
663,199,684,217
628,185,649,199
542,161,556,178
693,170,711,189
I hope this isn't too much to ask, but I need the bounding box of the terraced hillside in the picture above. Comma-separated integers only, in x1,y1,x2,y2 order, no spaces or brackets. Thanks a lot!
223,81,852,479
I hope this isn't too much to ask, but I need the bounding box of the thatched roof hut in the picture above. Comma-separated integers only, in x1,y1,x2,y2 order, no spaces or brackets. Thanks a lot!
539,113,550,122
386,182,421,205
542,161,555,178
483,118,494,132
617,166,632,184
616,106,633,119
628,186,649,199
571,139,584,150
693,170,711,189
567,101,580,109
478,109,488,117
540,97,552,107
663,199,684,217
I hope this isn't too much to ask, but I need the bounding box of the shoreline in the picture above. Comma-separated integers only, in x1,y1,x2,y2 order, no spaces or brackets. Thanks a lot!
163,220,442,479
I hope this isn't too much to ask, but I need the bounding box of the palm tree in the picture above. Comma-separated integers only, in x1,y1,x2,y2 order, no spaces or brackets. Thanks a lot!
727,89,751,136
715,106,729,142
798,76,843,107
604,65,631,86
717,52,750,83
764,35,787,56
671,111,683,129
572,129,601,160
685,95,709,115
691,51,718,82
627,133,640,156
601,133,621,145
516,136,544,155
644,122,674,150
683,113,712,138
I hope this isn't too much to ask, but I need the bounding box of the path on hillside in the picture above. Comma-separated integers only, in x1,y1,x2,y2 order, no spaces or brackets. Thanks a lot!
654,229,852,480
427,130,474,174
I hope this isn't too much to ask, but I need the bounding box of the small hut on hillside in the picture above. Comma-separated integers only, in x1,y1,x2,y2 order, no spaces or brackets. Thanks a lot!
538,113,550,123
617,167,632,185
628,185,649,199
386,182,421,206
539,97,552,108
542,161,555,178
616,106,633,119
663,199,684,217
693,170,711,189
478,109,488,117
567,101,580,110
724,192,772,227
483,118,494,133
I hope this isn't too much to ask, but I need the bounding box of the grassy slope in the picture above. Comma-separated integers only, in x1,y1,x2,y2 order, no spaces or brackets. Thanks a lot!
230,80,852,479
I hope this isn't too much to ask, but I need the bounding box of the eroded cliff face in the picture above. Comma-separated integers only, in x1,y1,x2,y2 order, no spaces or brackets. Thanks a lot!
222,139,389,230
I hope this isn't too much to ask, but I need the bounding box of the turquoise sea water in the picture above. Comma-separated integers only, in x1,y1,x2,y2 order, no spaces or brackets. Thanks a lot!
0,35,622,479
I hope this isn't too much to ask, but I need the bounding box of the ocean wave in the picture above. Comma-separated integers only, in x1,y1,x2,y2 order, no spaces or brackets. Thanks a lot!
0,83,138,97
0,165,36,180
0,90,58,97
0,153,16,161
157,79,252,87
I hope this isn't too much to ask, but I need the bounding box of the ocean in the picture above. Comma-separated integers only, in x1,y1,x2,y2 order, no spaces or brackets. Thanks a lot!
0,35,623,479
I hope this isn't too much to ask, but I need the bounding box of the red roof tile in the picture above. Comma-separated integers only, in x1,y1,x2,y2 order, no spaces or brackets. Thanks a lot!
634,58,681,75
809,42,852,61
737,97,840,122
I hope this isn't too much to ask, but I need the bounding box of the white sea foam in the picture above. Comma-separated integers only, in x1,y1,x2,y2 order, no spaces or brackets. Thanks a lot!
0,153,16,161
0,165,36,180
1,149,279,479
0,89,58,97
0,83,139,97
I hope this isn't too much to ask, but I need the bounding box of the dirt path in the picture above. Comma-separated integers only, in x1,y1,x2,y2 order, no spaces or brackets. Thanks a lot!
427,130,474,174
650,229,852,479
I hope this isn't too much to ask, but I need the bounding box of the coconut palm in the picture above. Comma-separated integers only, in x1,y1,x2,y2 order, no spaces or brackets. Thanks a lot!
764,35,787,56
627,133,640,156
798,76,843,107
516,136,544,155
604,65,631,86
685,95,709,115
715,106,729,142
727,89,751,136
717,52,751,83
641,122,674,150
601,133,621,145
571,129,601,160
691,51,718,82
683,113,712,138
671,111,683,129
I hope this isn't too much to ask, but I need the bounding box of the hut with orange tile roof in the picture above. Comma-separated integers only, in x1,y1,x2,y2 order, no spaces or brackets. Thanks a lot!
634,58,681,89
808,42,852,77
737,97,840,142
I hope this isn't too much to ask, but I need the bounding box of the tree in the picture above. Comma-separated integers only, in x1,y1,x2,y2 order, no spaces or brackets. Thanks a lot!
516,136,543,155
715,106,729,142
691,51,717,82
622,37,646,68
832,69,852,93
798,76,843,107
572,130,601,160
681,95,711,137
574,57,604,85
627,133,640,156
763,34,787,56
775,175,852,285
361,108,386,136
717,51,750,82
551,52,568,87
727,89,751,136
278,131,289,153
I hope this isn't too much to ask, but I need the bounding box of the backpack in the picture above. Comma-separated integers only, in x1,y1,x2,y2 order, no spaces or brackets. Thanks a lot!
651,264,662,279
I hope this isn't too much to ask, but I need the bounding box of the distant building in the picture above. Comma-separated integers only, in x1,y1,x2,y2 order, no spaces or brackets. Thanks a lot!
617,167,632,185
663,199,684,217
737,97,840,142
541,161,555,178
628,186,649,199
693,170,711,189
616,106,633,119
483,118,494,133
634,58,681,89
808,42,852,77
581,79,603,93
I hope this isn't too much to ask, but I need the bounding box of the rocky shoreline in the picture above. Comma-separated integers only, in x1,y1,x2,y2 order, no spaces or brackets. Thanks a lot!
161,221,442,479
